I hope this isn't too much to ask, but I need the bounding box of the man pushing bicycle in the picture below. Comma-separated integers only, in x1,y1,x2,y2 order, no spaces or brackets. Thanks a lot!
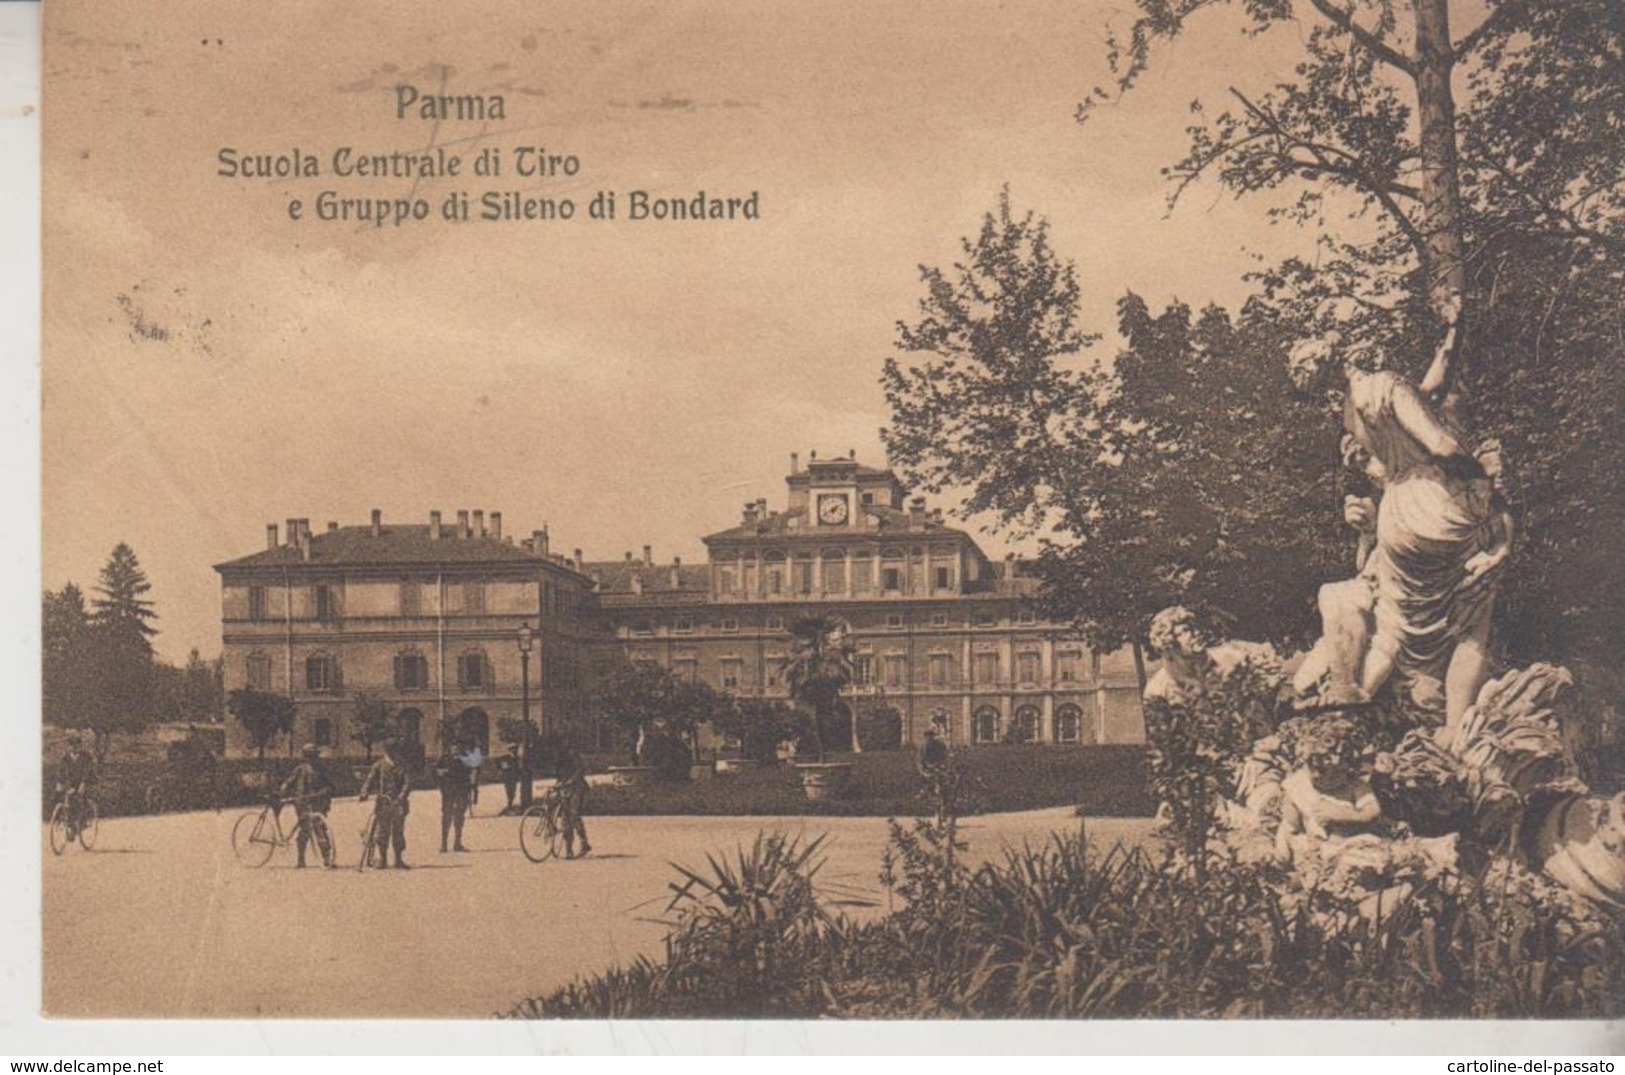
279,743,335,868
358,738,413,870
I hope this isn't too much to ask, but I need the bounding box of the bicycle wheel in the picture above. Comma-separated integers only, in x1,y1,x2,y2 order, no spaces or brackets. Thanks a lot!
232,809,276,867
357,811,379,871
48,803,69,856
77,802,99,849
519,802,560,862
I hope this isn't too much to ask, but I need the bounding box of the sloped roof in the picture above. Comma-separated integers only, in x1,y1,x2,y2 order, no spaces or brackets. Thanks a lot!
215,525,549,570
582,560,711,595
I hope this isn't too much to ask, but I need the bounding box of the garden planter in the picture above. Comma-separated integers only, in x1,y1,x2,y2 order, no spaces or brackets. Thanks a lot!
606,765,659,787
795,762,853,802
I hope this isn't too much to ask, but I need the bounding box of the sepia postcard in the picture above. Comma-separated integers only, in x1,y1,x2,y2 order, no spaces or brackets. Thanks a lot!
27,0,1625,1052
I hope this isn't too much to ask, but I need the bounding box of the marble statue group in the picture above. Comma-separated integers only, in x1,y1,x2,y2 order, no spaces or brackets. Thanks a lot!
1141,319,1623,914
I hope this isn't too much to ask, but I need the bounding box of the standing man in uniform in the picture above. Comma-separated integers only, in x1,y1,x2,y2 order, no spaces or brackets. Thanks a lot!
279,743,335,868
434,738,474,853
497,742,521,815
556,742,592,859
358,739,413,869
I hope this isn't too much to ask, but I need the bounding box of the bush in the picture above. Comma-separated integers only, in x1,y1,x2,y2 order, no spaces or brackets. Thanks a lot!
642,732,693,782
856,706,903,751
509,822,1625,1019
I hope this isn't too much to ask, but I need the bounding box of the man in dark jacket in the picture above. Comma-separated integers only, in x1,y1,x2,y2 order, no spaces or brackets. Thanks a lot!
279,743,335,868
434,740,475,853
359,740,413,869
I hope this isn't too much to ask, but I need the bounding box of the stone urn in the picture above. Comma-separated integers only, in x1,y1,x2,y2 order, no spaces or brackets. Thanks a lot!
606,765,659,787
796,762,853,802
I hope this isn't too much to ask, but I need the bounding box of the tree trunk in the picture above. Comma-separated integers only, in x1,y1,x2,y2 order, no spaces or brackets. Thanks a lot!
1412,0,1468,414
849,702,863,754
1130,639,1148,697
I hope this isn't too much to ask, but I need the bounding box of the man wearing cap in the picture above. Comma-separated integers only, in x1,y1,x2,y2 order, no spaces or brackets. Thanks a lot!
279,743,335,868
434,739,475,853
55,735,96,835
358,739,413,869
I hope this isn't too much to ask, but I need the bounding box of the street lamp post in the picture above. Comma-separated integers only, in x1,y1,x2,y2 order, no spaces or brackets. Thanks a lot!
518,622,534,809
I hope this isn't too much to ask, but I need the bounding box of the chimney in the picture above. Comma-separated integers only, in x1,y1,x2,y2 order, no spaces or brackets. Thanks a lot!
430,510,442,541
490,512,503,541
790,451,799,474
473,509,485,537
670,556,682,588
532,529,547,556
573,547,583,567
266,523,278,550
743,501,759,526
849,448,856,459
456,510,470,538
642,544,652,565
810,449,817,461
285,518,298,547
370,508,382,537
328,521,339,533
297,522,312,561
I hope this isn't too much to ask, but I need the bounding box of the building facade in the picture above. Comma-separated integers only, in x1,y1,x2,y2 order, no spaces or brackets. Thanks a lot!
585,453,1145,749
215,509,598,759
216,456,1146,758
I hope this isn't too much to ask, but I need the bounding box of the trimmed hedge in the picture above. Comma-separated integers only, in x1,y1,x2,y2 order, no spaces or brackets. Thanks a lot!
585,744,1152,818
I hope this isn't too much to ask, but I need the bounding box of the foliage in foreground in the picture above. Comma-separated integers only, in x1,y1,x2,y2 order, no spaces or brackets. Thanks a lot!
508,821,1625,1020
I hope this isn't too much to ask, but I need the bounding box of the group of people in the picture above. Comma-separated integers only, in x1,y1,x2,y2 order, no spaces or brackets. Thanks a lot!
274,735,592,869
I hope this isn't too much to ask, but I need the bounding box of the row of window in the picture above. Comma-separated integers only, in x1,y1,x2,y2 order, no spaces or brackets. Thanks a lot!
652,650,1095,691
244,578,582,622
967,703,1094,744
714,561,958,597
245,652,493,693
626,609,1037,637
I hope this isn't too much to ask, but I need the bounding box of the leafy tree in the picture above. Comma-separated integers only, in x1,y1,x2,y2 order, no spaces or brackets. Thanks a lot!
179,649,224,725
227,687,296,761
711,697,807,764
855,704,904,752
351,692,396,760
42,584,93,732
782,615,856,761
883,196,1345,680
1080,0,1625,675
592,656,692,766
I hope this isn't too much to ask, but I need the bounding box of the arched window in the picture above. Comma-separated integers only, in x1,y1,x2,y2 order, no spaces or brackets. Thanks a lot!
973,705,1000,744
1015,704,1042,743
1055,704,1085,744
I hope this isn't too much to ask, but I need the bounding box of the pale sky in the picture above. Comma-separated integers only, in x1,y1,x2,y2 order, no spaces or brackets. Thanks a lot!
44,0,1366,662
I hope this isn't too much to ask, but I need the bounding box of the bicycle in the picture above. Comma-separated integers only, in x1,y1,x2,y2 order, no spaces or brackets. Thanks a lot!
48,789,99,856
519,785,567,863
232,794,332,868
357,793,399,872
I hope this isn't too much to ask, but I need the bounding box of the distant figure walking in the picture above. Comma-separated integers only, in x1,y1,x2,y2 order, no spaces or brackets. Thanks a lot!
917,726,954,824
498,743,521,815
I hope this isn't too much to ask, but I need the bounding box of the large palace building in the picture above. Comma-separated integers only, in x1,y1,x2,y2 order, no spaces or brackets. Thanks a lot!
216,454,1146,758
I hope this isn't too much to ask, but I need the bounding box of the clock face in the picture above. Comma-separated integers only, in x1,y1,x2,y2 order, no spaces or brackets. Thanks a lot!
817,495,849,525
